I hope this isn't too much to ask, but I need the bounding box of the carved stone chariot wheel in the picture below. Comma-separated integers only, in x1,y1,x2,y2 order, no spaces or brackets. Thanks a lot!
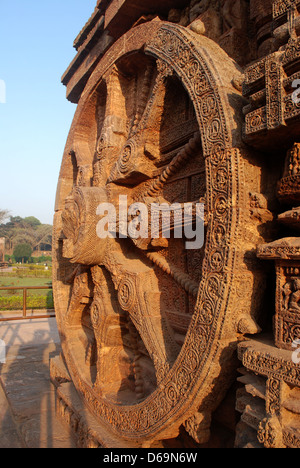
53,21,265,446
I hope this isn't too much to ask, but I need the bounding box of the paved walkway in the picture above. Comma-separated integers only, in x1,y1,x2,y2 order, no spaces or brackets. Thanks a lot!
0,318,76,448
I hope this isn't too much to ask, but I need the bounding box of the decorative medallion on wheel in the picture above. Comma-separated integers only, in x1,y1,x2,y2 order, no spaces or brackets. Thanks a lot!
53,22,266,446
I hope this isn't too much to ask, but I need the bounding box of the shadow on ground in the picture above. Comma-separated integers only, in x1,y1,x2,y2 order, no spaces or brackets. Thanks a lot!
0,318,76,448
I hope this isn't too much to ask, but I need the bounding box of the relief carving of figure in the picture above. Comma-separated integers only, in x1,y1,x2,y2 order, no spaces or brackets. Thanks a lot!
288,278,300,313
282,281,293,310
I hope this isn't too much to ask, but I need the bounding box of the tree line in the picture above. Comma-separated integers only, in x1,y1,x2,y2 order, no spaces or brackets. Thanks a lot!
0,210,52,263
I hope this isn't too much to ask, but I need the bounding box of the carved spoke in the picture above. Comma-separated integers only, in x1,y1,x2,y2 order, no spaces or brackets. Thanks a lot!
60,51,205,402
53,21,263,445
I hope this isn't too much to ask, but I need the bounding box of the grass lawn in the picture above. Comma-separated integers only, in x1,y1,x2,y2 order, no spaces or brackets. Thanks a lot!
0,276,52,296
0,273,53,311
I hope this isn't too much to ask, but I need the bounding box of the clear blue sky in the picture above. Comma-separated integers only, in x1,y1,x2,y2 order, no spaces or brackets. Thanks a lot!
0,0,97,225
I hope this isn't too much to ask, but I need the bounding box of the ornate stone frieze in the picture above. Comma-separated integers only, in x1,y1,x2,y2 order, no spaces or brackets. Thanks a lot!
243,1,300,147
237,338,300,448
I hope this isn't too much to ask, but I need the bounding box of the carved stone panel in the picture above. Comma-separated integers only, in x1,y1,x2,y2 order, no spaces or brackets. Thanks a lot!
276,261,300,349
237,338,300,448
243,1,300,149
258,239,300,350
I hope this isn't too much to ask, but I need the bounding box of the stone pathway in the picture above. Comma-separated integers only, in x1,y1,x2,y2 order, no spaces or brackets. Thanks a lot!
0,318,76,448
0,379,23,448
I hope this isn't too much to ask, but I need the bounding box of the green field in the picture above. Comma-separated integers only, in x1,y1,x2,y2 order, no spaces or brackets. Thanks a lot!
0,268,53,311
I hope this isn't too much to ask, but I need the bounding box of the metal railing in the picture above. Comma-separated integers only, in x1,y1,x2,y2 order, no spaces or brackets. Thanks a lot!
0,286,55,322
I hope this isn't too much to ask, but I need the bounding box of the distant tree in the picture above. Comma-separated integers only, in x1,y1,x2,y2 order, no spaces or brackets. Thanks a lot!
13,233,35,248
0,213,52,254
8,216,24,227
13,244,32,263
33,224,52,248
24,216,41,228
